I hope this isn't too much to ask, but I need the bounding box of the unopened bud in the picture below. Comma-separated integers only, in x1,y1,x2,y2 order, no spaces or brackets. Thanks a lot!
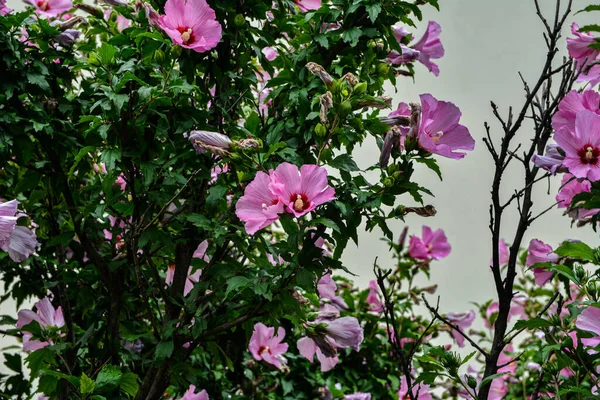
357,96,392,109
103,0,128,6
404,205,437,217
341,72,358,86
143,3,161,28
290,289,309,305
154,49,165,64
315,123,327,137
75,3,104,17
353,81,367,95
383,177,395,188
377,63,390,75
379,126,402,168
379,115,410,127
421,284,437,294
466,375,477,389
398,226,409,251
319,91,333,123
59,16,87,30
234,13,245,28
406,102,421,138
189,130,232,156
575,265,586,282
587,281,597,297
306,62,333,86
339,100,352,118
170,45,182,58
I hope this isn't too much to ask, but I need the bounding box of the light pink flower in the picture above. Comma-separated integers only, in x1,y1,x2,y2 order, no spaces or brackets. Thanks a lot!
408,226,451,261
317,273,348,310
497,344,517,375
388,21,444,76
210,163,228,184
16,297,65,351
296,0,320,12
0,200,38,263
262,46,278,61
567,23,600,87
248,323,288,368
365,280,383,312
157,0,222,53
446,310,475,347
270,163,335,217
488,378,508,400
556,174,600,219
297,337,339,371
24,0,72,17
491,238,509,266
343,393,371,400
576,306,600,353
532,144,567,174
235,171,284,234
165,241,206,296
526,239,558,286
554,110,600,181
324,316,363,350
0,0,12,15
552,90,600,134
179,384,209,400
398,376,432,400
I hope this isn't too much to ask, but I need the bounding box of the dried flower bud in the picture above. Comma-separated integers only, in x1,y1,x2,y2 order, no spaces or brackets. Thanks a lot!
404,205,437,217
290,289,309,305
319,91,333,123
189,130,232,156
234,138,261,150
55,29,81,46
143,3,161,28
75,3,104,17
357,96,392,109
306,62,333,86
103,0,128,6
379,115,410,127
407,102,421,138
341,72,358,86
398,226,409,251
421,284,438,294
379,126,402,168
59,16,87,30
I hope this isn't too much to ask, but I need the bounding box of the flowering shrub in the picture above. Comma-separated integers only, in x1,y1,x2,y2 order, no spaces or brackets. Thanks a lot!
2,0,600,399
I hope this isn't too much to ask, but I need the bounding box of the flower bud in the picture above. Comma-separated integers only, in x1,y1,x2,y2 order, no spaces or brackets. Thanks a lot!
406,102,421,138
171,45,182,58
353,82,367,95
143,3,161,28
314,123,327,137
306,62,333,86
357,96,392,109
319,91,333,123
383,177,395,188
379,115,410,127
234,13,245,28
189,130,232,156
379,126,402,168
575,265,586,282
377,63,390,75
103,0,128,6
55,29,80,46
341,72,358,86
59,16,87,30
75,3,104,17
338,100,352,118
466,375,477,389
154,50,165,64
234,138,261,150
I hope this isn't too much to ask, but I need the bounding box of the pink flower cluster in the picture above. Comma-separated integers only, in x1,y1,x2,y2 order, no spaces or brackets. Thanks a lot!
235,163,335,234
389,94,475,160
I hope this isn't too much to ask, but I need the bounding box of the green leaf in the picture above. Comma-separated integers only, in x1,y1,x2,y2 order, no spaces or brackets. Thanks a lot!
119,372,139,397
554,241,595,262
97,43,118,65
154,341,174,361
100,148,122,170
578,24,600,33
225,276,250,297
416,157,442,180
27,73,50,91
26,348,54,377
69,146,97,177
479,372,509,389
80,372,96,394
365,4,382,23
95,365,122,392
341,27,362,47
513,317,553,330
314,34,328,48
577,5,600,14
329,154,360,172
296,268,315,291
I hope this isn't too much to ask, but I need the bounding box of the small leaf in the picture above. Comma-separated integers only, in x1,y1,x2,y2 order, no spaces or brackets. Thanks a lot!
119,372,139,397
329,154,359,172
226,276,250,297
80,372,96,394
554,241,595,262
341,27,362,47
154,341,174,361
513,317,553,330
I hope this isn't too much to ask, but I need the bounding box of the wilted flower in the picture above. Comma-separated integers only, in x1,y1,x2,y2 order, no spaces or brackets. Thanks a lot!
270,163,335,217
379,125,403,168
357,96,392,110
156,0,222,53
235,171,284,234
388,21,444,76
17,297,65,351
306,62,333,86
320,91,333,123
0,200,39,263
179,384,209,400
408,226,451,261
248,323,289,368
103,0,127,6
143,3,161,28
24,0,73,17
554,110,600,181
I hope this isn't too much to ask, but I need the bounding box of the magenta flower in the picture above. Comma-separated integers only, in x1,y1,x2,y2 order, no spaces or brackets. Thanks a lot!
490,238,509,266
556,174,600,219
24,0,72,17
16,297,65,351
262,46,278,61
576,306,600,353
235,171,284,234
179,385,209,400
365,280,383,312
388,21,444,76
567,23,600,86
408,226,451,261
248,323,288,368
526,239,558,286
0,200,39,263
317,273,348,310
296,0,320,12
166,241,206,296
270,163,335,218
532,144,567,174
552,90,600,134
446,310,475,347
157,0,222,53
554,110,600,181
297,337,339,371
343,394,371,400
1,0,12,15
398,376,432,400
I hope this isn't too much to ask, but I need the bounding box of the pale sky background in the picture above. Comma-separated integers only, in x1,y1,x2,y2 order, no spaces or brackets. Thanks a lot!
2,0,600,383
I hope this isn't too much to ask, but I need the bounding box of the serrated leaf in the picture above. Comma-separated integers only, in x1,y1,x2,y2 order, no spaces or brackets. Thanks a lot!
119,372,139,397
98,43,118,65
365,4,382,23
341,27,362,47
329,154,359,172
95,365,122,392
80,372,95,394
554,241,595,262
154,341,174,361
225,276,250,297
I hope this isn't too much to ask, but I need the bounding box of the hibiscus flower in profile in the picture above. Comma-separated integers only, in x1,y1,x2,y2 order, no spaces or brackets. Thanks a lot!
270,163,335,218
296,0,320,12
408,226,451,261
576,306,600,353
17,297,65,351
388,21,444,76
526,239,559,286
390,94,474,159
554,110,600,181
248,323,288,368
446,310,475,347
179,384,209,400
0,199,39,263
157,0,222,53
24,0,72,17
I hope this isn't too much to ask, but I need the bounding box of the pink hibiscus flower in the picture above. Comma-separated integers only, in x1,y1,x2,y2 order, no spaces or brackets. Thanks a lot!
554,110,600,181
0,200,39,263
317,273,348,310
296,0,320,12
576,306,600,353
1,0,12,15
365,280,383,312
24,0,72,17
179,384,209,400
446,310,475,347
157,0,222,53
408,226,451,261
552,90,600,134
398,376,432,400
567,23,600,87
388,21,444,76
532,144,567,174
270,163,335,218
526,239,559,286
556,174,600,219
16,297,65,351
235,171,284,234
248,323,288,368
